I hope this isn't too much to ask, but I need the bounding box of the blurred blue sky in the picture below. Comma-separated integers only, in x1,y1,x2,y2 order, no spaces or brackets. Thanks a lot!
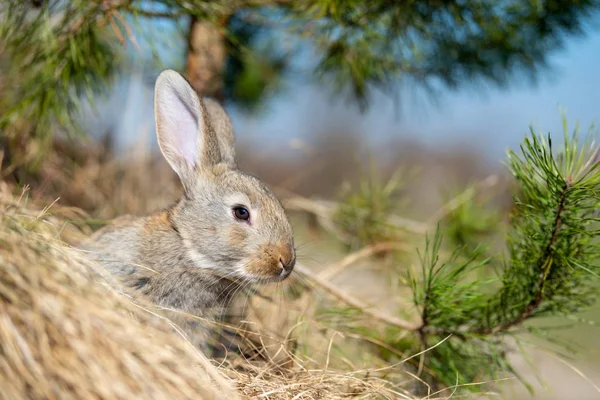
90,14,600,167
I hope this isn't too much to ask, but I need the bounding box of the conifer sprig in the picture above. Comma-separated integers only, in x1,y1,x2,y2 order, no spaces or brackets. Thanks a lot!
409,119,600,390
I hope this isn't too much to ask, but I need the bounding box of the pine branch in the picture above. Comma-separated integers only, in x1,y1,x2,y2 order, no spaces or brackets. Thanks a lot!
476,180,571,335
406,121,600,392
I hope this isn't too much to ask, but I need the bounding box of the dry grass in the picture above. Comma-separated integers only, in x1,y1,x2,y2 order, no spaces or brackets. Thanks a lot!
0,182,426,399
231,364,401,399
0,137,503,399
2,136,181,221
2,127,597,399
0,183,237,399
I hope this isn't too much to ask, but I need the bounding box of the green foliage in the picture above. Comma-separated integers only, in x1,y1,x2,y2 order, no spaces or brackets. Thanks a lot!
441,188,503,255
0,1,119,165
289,0,600,106
490,121,600,327
411,232,493,333
333,163,409,249
224,12,288,111
318,118,600,394
409,119,600,391
408,232,510,390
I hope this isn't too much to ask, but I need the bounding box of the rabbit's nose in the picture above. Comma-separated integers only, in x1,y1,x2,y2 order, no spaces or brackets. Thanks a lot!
279,256,296,272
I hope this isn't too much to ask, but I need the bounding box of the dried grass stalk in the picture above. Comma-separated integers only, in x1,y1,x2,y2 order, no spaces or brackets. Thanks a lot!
0,184,239,400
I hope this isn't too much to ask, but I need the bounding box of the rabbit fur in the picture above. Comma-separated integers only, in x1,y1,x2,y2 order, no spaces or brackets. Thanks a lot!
80,70,296,326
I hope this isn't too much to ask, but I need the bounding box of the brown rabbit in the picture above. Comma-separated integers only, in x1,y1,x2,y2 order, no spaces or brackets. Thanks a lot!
80,70,296,330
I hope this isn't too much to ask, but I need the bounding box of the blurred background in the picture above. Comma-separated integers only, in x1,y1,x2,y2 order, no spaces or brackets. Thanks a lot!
2,1,600,399
94,16,600,165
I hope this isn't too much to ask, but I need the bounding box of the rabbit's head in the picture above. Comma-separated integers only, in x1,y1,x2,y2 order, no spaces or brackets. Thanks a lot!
154,70,295,283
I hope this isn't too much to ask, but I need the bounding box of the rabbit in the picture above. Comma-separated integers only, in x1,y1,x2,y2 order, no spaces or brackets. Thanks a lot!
80,69,296,329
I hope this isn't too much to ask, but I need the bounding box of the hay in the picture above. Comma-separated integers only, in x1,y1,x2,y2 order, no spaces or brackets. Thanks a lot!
228,361,407,400
0,184,239,400
0,183,423,400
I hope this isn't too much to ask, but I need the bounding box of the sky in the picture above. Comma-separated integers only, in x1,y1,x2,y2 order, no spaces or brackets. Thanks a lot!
88,13,600,168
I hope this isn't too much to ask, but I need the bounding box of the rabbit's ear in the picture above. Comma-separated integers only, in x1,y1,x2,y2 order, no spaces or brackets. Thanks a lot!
154,70,222,188
203,98,236,167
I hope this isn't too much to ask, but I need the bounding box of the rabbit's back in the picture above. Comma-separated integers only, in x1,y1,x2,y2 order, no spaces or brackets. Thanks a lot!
80,216,145,276
79,211,240,323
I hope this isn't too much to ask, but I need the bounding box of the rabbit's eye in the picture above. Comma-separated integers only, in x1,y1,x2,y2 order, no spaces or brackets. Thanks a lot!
233,206,250,222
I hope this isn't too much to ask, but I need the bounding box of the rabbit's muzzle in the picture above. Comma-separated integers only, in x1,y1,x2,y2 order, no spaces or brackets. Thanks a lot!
244,243,295,282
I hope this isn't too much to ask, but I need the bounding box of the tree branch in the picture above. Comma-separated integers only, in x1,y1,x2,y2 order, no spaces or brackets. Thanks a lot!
294,262,421,331
475,182,570,335
282,194,429,235
318,241,409,280
426,174,500,224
